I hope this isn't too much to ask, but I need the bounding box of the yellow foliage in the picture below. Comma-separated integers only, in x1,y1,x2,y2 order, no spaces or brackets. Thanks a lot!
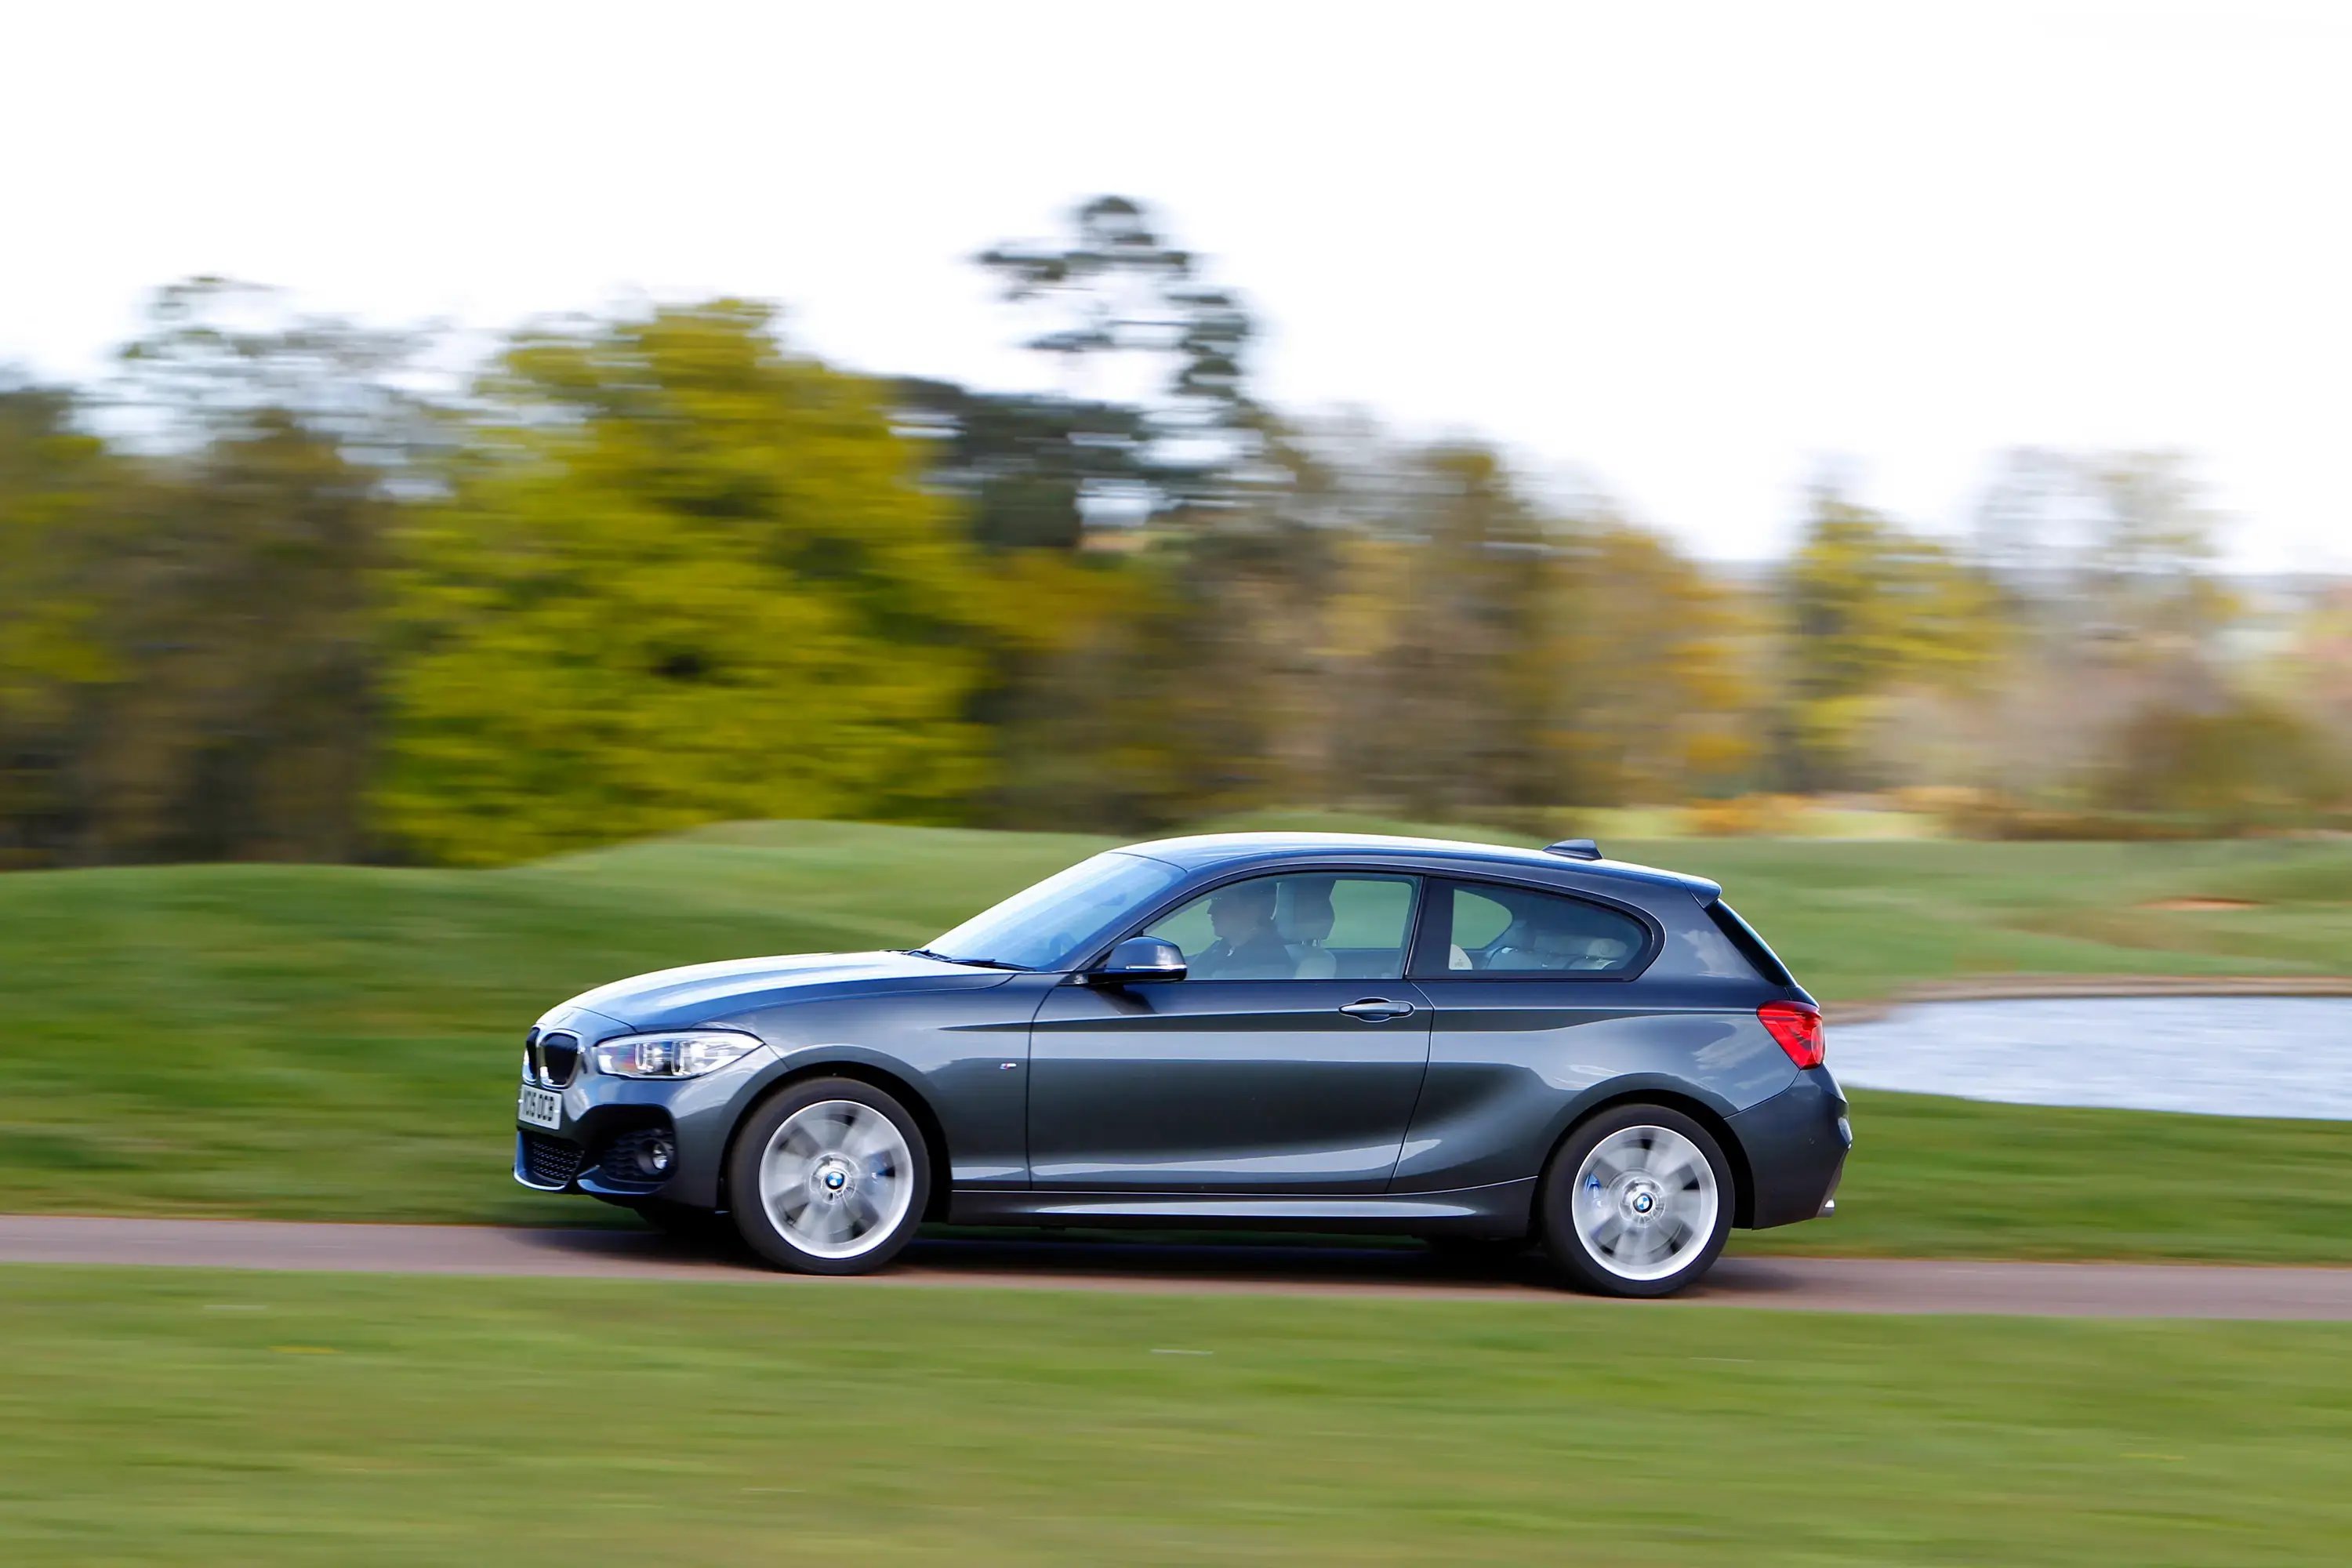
1682,794,1813,837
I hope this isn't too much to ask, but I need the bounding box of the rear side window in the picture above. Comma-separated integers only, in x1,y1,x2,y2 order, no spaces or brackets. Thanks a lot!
1413,880,1651,978
1704,901,1793,985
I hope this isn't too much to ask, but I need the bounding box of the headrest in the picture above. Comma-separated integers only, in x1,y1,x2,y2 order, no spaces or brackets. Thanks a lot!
1277,880,1336,942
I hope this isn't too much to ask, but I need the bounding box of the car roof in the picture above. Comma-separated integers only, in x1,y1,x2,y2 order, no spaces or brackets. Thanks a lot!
1116,832,1721,902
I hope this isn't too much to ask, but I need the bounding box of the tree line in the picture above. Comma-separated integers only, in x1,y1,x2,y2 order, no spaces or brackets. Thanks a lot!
2,198,2345,869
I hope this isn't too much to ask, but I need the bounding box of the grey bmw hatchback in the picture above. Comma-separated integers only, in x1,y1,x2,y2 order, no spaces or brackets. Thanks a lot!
514,833,1849,1296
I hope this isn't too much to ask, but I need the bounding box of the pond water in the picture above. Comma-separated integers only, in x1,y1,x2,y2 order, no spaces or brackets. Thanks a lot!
1828,996,2352,1120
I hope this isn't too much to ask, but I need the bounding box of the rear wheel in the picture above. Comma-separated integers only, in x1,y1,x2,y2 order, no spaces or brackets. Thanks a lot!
728,1077,930,1275
1539,1104,1732,1298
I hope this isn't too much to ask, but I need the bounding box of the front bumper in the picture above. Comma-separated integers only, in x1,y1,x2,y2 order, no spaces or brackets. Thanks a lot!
512,1038,775,1208
1726,1066,1851,1229
514,1124,684,1200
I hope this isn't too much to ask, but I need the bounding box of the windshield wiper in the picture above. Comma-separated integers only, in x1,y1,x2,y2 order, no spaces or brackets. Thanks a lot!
901,948,1033,971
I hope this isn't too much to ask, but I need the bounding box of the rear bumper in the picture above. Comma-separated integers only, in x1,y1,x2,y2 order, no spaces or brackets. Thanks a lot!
1726,1067,1850,1229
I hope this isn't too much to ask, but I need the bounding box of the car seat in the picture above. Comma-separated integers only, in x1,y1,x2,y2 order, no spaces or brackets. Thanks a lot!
1279,881,1338,978
1487,918,1632,971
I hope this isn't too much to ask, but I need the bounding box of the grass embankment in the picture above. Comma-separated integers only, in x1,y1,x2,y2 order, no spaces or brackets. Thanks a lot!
1,820,2344,1255
2,1266,2347,1566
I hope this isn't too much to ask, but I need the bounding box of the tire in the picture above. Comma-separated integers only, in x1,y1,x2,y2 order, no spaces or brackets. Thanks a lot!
727,1076,931,1275
1539,1104,1733,1298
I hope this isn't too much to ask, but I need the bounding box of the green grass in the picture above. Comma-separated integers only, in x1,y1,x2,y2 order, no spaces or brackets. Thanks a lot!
0,819,2345,1256
2,1265,2347,1566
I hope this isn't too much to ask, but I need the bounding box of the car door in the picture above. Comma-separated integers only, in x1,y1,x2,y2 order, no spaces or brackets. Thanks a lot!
1025,871,1432,1192
1392,877,1690,1192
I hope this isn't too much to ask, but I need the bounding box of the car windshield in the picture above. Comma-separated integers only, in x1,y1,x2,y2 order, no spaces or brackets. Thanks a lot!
920,851,1185,972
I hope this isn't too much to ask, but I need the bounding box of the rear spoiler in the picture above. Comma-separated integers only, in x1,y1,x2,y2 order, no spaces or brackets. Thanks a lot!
1544,837,1725,902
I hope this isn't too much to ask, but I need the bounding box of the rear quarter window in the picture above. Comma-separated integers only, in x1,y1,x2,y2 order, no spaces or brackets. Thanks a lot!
1447,888,1516,949
1414,880,1653,977
1701,900,1794,985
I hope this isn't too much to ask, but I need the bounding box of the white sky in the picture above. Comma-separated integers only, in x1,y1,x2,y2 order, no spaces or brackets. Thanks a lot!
4,0,2347,571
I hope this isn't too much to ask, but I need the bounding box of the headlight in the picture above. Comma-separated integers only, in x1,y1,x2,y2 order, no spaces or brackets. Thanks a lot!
589,1030,764,1079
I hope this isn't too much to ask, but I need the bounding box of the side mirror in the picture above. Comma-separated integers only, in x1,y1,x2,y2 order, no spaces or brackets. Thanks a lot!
1088,936,1188,983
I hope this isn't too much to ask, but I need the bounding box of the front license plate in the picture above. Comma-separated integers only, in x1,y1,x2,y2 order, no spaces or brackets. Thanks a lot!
517,1084,563,1130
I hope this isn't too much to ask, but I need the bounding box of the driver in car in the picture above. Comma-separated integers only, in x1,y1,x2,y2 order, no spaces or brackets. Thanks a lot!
1187,881,1297,979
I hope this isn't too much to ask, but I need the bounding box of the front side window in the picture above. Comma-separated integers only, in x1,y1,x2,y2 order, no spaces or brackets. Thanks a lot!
1142,873,1417,981
1414,880,1650,977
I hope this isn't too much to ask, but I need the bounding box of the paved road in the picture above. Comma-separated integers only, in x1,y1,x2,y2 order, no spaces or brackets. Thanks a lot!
5,1214,2349,1318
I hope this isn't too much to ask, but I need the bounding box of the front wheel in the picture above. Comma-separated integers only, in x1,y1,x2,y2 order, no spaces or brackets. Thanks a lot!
1539,1105,1733,1298
727,1078,931,1275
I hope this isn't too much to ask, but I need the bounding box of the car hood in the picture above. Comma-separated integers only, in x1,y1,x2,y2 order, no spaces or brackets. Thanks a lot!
546,950,1018,1033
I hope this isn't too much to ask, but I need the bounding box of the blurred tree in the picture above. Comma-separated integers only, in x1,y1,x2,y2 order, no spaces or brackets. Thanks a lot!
0,382,122,863
1963,448,2241,800
376,302,992,864
2273,583,2352,739
1305,445,1765,816
1343,445,1563,816
1970,445,2085,583
978,194,1258,513
0,281,425,865
96,281,420,862
1779,489,2008,789
964,419,1346,831
85,413,387,860
118,278,434,457
7,249,2329,862
1971,445,2231,648
2095,698,2347,825
890,379,1156,551
1553,523,1762,803
963,198,1316,826
2079,451,2234,652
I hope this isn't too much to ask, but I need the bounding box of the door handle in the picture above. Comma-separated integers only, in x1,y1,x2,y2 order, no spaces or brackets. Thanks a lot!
1338,997,1415,1022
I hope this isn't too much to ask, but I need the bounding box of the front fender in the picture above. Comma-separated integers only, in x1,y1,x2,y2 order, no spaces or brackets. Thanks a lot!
702,977,1051,1192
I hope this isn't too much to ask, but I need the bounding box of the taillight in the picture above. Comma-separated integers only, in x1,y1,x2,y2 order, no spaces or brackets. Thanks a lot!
1758,1000,1824,1069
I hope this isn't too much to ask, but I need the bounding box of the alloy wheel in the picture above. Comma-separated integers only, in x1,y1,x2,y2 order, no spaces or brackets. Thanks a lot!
1570,1123,1720,1283
757,1098,916,1261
